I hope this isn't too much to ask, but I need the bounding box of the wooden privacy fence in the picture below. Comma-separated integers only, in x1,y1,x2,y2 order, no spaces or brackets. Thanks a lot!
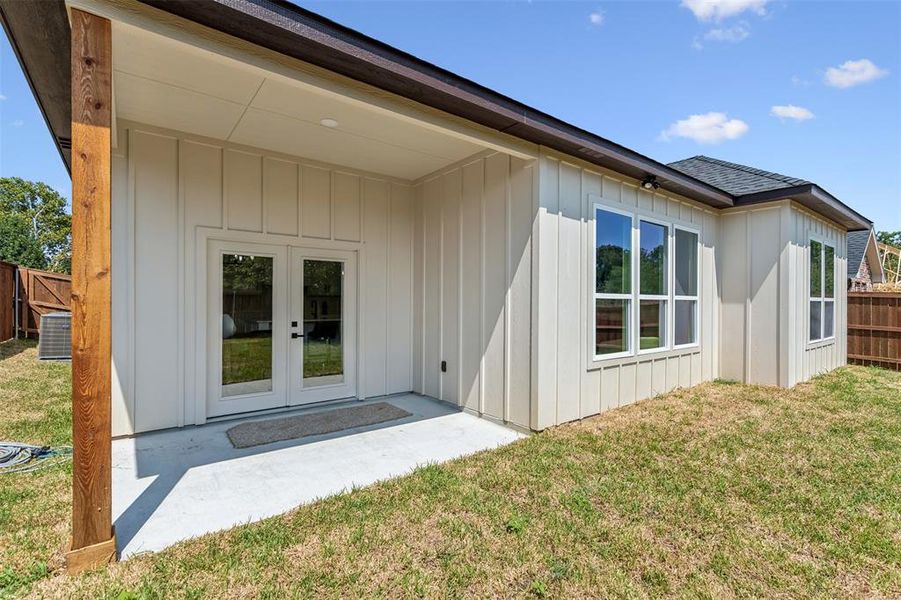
0,262,71,342
0,262,14,342
847,292,901,371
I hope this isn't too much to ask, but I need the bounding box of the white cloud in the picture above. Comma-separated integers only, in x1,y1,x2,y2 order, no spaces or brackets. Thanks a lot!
681,0,768,22
11,119,24,127
770,105,815,121
791,75,811,87
589,11,604,26
659,112,749,144
824,59,889,89
703,24,750,43
0,93,6,101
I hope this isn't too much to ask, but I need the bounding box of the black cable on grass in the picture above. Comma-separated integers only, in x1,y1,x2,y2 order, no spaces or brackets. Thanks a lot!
0,443,72,474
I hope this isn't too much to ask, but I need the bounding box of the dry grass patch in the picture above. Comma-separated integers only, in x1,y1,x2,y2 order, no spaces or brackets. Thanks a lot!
1,342,899,598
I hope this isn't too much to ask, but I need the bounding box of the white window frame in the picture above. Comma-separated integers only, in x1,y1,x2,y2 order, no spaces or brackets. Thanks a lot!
593,204,635,360
636,216,671,356
808,237,836,344
673,225,701,350
592,200,701,363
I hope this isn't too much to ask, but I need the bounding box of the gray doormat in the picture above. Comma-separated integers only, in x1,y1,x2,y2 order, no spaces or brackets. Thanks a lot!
226,402,413,449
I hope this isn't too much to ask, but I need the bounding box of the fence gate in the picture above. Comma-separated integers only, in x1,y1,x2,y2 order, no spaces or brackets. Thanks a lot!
847,292,901,371
0,263,72,342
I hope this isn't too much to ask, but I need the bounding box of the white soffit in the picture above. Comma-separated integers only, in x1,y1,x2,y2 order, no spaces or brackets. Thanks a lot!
111,22,486,180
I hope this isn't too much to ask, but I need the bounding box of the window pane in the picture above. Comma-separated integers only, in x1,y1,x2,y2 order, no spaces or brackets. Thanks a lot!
809,240,822,297
674,299,697,346
640,221,667,295
809,300,822,341
824,300,835,338
222,254,273,397
595,299,630,355
824,245,835,298
675,229,698,296
596,209,632,294
639,300,666,350
303,259,344,386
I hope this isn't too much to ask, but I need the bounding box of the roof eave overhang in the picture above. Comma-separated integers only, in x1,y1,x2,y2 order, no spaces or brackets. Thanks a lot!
0,0,71,172
734,184,871,232
135,0,733,208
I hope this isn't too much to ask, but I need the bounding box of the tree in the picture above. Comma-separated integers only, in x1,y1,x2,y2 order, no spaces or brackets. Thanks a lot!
0,211,47,268
876,230,901,249
0,177,71,272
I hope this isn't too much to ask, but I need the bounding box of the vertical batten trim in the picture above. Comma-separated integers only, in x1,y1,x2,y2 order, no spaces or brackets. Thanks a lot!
176,139,185,427
503,156,512,422
479,158,487,415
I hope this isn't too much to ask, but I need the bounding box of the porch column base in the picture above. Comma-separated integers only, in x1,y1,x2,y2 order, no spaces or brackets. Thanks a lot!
65,527,117,574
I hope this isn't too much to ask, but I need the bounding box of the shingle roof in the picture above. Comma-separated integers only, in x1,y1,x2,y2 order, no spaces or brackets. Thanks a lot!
667,155,811,196
847,230,871,279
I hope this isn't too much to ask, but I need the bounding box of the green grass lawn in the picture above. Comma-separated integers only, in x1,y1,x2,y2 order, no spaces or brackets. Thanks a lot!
222,337,342,384
222,336,272,385
1,338,899,598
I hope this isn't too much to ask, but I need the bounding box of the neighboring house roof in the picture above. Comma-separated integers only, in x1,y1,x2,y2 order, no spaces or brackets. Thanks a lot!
0,0,872,231
846,229,886,283
847,230,870,278
668,156,870,231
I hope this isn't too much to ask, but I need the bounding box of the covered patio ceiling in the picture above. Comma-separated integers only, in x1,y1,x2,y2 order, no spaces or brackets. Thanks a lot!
111,21,495,180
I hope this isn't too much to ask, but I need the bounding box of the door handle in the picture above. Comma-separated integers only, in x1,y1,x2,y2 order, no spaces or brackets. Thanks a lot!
292,333,304,339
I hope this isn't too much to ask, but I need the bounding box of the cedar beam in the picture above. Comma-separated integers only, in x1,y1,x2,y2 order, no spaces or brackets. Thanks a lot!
66,7,115,573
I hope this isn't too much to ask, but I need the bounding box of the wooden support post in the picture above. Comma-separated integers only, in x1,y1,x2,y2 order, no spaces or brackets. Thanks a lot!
66,7,116,574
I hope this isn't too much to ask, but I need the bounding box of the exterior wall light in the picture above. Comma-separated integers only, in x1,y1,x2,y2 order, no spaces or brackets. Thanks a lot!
641,175,660,190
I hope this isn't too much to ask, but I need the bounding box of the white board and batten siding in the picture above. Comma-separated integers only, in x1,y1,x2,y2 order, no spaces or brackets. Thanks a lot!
532,152,721,430
788,203,848,384
111,121,414,435
413,152,536,430
718,201,847,387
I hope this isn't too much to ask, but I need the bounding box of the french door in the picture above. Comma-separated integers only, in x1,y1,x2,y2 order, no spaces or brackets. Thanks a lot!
288,247,357,405
207,241,356,418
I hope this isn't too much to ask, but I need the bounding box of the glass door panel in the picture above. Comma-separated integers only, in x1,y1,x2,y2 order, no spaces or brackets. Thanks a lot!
302,259,344,387
222,253,274,397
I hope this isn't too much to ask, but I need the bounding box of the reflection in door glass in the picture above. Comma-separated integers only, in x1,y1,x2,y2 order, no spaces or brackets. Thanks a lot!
222,254,273,397
303,259,344,386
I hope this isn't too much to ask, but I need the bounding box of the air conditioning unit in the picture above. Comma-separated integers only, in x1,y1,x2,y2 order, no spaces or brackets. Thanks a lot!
38,312,71,360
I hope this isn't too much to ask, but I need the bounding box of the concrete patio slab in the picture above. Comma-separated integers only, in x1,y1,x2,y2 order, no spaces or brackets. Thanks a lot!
112,394,524,559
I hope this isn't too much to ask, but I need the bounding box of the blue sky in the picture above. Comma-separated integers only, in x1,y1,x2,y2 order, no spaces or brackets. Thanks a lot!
1,1,899,229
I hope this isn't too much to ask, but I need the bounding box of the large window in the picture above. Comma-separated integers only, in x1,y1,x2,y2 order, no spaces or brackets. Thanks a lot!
594,206,699,360
809,240,835,342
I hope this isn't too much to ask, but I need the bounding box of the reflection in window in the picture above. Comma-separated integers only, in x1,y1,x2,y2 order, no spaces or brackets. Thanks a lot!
222,254,273,397
639,300,666,350
639,221,667,296
595,299,630,356
596,212,632,294
674,229,699,346
303,259,344,385
595,208,632,355
639,220,667,350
